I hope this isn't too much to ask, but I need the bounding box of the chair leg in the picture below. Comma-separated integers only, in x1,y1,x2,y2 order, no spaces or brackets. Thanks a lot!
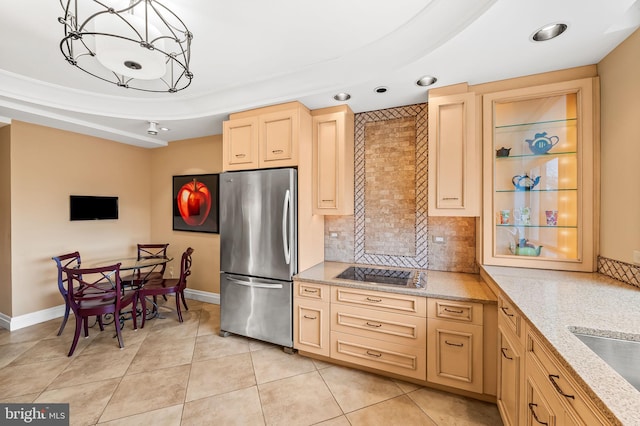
68,315,83,356
175,292,183,322
114,313,125,349
83,316,89,337
131,296,138,330
180,291,189,311
140,294,147,329
97,315,104,331
57,303,70,336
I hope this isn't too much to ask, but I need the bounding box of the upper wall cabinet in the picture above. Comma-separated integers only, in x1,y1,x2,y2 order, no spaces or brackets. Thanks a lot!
428,92,480,216
311,105,355,215
482,78,598,271
222,101,309,171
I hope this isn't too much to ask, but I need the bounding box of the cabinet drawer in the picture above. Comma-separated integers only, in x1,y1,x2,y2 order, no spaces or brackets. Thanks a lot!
332,287,426,317
295,281,330,302
331,331,426,380
525,368,556,426
527,331,608,425
427,298,483,325
498,295,521,339
332,304,426,347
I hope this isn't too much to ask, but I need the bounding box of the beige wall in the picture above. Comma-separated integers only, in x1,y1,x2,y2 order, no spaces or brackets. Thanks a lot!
0,126,11,315
150,135,223,294
598,29,640,264
9,121,152,316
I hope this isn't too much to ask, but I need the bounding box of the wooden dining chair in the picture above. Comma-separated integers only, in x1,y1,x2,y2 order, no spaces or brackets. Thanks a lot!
121,243,170,285
52,251,82,336
139,247,194,328
62,263,138,356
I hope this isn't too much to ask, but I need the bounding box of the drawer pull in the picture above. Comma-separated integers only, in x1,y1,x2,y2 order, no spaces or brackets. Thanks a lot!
442,197,459,200
365,321,382,328
272,149,284,154
303,315,317,320
365,297,382,303
322,199,334,202
528,403,548,425
443,308,464,314
366,350,382,358
445,340,464,347
500,306,514,317
549,374,575,399
303,288,318,294
235,153,246,158
501,347,513,360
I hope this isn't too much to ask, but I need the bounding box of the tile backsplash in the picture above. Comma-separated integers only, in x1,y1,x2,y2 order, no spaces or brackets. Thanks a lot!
323,103,478,274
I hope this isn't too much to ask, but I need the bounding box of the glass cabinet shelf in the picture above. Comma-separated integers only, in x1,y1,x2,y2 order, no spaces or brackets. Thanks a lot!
482,77,597,271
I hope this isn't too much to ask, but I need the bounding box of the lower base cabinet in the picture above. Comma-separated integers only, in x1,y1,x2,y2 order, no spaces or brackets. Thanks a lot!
427,298,484,393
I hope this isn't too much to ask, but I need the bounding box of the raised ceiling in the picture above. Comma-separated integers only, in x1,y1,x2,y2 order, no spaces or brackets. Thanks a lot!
0,0,638,148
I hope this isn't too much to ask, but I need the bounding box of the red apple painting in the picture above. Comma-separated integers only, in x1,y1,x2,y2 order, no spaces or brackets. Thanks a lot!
177,178,211,225
173,174,219,233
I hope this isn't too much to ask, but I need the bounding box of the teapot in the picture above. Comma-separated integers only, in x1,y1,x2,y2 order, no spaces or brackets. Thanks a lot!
512,173,541,191
525,132,559,155
496,147,512,157
510,239,543,256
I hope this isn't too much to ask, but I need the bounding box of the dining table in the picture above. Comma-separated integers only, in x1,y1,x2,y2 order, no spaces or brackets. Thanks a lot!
86,255,174,324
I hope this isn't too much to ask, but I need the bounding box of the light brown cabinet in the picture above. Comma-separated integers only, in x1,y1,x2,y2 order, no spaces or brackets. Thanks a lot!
311,105,354,215
482,78,599,271
426,298,484,393
428,91,480,216
293,281,330,357
497,295,525,426
222,101,309,171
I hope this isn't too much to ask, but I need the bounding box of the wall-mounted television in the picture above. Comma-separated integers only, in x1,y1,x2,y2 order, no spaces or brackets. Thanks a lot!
70,195,119,221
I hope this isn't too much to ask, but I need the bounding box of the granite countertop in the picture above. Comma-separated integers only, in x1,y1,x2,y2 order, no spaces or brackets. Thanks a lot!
294,261,496,304
481,265,640,425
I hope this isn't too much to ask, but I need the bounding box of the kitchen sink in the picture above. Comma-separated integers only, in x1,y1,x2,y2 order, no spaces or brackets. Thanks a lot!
571,332,640,391
335,266,414,286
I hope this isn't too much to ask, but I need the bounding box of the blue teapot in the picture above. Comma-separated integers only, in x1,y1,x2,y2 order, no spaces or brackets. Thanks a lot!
512,173,541,191
525,132,559,154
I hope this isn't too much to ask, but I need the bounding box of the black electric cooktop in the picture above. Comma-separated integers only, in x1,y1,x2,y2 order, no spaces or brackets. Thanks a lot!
336,266,413,286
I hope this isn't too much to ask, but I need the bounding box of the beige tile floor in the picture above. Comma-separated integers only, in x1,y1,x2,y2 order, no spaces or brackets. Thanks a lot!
0,297,503,425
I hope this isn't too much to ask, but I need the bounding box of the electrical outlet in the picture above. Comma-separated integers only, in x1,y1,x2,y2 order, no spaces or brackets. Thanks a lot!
433,236,446,244
169,266,174,278
633,250,640,265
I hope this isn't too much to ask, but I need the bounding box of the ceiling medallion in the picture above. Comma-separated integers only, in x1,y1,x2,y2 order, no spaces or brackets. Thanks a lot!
58,0,193,93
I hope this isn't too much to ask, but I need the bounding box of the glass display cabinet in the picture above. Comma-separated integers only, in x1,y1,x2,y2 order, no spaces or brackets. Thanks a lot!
482,78,598,271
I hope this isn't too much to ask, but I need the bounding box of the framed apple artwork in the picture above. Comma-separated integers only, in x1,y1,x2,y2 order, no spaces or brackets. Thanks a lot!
172,174,219,233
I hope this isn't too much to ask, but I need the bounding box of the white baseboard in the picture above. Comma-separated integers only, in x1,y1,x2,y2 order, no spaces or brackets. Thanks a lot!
184,289,220,305
0,304,66,331
0,290,219,332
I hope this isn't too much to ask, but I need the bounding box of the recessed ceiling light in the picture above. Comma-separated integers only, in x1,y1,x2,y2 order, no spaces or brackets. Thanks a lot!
531,23,568,42
374,86,388,94
333,92,351,101
416,75,437,87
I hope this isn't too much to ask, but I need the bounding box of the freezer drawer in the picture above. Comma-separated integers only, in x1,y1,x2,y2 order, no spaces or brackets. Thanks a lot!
220,273,293,347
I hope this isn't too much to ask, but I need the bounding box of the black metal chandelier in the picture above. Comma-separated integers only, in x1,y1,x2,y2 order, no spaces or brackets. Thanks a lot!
58,0,193,93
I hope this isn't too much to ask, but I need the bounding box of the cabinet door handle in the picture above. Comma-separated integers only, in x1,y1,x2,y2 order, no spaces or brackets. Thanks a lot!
548,374,575,399
528,403,548,425
272,149,284,154
303,288,318,293
445,340,464,347
443,307,464,314
235,153,246,158
303,315,317,320
322,199,334,202
365,297,382,303
366,350,382,358
442,197,459,200
500,306,514,317
365,321,382,328
501,347,513,360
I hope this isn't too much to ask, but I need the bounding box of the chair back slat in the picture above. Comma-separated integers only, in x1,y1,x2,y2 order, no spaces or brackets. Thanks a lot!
52,252,81,297
179,247,194,289
62,263,123,312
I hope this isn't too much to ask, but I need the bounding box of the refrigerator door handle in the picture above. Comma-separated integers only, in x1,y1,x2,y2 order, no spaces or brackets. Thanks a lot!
226,276,284,289
282,189,291,265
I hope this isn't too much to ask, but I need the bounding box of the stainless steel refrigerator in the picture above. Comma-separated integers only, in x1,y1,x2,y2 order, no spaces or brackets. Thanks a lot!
219,168,297,348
